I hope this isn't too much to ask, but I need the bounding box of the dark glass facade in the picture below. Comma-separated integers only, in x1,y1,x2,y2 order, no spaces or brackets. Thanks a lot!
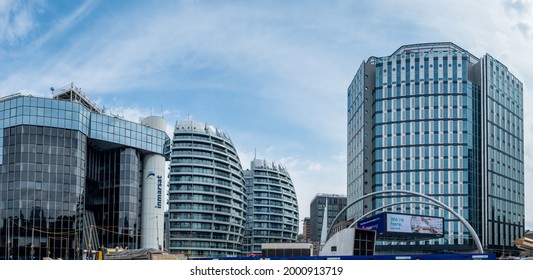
309,194,347,244
1,125,86,260
85,146,141,250
0,87,169,260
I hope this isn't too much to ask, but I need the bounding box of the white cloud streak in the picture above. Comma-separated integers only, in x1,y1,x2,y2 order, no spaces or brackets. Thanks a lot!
0,0,36,45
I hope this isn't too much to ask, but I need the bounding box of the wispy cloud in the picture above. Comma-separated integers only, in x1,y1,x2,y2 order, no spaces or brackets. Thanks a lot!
0,0,37,46
502,0,533,40
504,0,531,15
31,0,96,50
1,0,533,228
516,21,532,39
3,1,353,145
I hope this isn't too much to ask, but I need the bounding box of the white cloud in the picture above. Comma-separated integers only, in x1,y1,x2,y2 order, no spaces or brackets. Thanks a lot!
308,163,322,171
383,0,533,230
98,0,533,230
333,152,347,163
0,0,35,45
104,105,181,138
265,146,277,153
3,1,352,146
237,149,255,171
30,0,95,50
504,0,531,16
1,0,532,233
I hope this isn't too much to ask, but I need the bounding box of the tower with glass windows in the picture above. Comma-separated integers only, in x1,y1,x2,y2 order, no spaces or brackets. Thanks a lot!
347,42,524,254
0,84,170,260
242,159,299,255
309,194,347,245
167,120,246,258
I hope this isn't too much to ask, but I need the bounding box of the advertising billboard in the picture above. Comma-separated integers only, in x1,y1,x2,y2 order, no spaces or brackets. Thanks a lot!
386,213,443,235
357,212,444,241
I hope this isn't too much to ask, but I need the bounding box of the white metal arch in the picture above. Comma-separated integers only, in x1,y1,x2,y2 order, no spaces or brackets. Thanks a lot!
328,190,483,253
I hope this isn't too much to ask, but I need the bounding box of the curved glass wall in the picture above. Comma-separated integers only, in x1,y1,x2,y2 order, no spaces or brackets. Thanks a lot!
0,93,170,259
168,120,246,258
243,159,299,255
1,125,86,260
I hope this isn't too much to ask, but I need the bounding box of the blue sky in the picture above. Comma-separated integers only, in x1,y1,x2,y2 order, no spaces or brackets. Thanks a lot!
1,0,533,231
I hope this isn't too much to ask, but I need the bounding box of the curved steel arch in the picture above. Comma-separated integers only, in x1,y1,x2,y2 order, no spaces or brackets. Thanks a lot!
328,190,483,253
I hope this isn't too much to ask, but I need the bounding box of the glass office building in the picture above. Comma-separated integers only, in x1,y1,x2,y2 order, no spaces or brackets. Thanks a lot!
0,85,170,260
242,159,299,255
167,120,246,258
347,42,524,253
309,194,347,244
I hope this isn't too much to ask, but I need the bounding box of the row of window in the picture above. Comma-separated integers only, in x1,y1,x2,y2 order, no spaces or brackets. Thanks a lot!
173,134,237,157
253,170,291,179
169,174,231,186
169,241,241,250
169,222,243,232
376,93,471,109
375,133,475,148
170,157,229,169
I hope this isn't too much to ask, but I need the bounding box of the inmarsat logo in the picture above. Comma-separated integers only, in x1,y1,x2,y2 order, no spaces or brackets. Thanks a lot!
156,175,162,209
146,171,162,209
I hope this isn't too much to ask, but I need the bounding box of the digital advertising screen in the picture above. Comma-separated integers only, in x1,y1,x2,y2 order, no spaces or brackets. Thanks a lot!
357,212,385,233
386,213,443,235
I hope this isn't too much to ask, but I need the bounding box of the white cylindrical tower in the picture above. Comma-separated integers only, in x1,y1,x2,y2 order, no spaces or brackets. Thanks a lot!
140,116,166,249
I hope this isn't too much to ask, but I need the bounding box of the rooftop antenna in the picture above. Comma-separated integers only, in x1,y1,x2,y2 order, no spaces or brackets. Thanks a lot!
254,148,257,160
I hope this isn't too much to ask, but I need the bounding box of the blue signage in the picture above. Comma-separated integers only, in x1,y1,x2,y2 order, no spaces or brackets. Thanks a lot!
357,212,385,233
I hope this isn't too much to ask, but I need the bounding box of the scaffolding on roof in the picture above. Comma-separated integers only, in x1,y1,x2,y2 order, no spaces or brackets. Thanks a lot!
52,83,104,114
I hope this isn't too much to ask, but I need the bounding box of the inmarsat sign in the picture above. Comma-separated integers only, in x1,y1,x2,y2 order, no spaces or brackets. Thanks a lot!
147,171,163,209
156,175,162,209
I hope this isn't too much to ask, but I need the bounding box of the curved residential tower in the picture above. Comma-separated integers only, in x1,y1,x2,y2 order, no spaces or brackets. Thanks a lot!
243,159,299,255
167,120,246,258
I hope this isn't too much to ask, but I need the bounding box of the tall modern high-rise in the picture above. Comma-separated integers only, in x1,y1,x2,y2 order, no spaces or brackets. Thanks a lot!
302,217,311,243
347,42,524,254
309,194,347,245
242,159,299,255
0,84,170,260
167,120,246,258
